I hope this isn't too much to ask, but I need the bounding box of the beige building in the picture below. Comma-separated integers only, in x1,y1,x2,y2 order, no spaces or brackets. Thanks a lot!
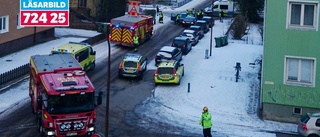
0,0,54,57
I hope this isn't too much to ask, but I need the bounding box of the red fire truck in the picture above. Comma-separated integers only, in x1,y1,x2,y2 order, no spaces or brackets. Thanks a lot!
29,54,102,137
109,14,154,47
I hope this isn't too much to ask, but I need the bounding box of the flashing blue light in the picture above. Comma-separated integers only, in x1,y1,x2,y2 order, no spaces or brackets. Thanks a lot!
116,24,120,28
130,26,134,30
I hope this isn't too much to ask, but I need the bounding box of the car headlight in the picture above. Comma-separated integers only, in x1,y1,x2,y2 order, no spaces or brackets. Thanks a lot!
88,127,94,131
47,131,55,136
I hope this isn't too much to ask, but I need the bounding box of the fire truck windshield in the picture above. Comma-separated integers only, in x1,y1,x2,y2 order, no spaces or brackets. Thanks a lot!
45,93,95,114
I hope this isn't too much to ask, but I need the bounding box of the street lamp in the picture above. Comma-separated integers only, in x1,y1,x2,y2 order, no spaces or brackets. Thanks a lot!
70,9,111,137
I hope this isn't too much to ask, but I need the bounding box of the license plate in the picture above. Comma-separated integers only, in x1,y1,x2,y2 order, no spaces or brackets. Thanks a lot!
66,132,77,136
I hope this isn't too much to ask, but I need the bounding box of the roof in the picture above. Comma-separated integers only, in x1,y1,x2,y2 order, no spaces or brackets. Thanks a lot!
196,20,206,23
190,25,201,29
41,71,94,95
123,53,143,61
160,46,176,52
30,54,83,74
158,61,177,68
53,42,90,53
183,29,195,33
174,37,189,41
111,15,151,27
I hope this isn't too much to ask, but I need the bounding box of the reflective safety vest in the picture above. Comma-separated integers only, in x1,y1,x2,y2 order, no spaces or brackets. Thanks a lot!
133,36,139,44
176,14,180,20
159,13,163,18
199,112,212,129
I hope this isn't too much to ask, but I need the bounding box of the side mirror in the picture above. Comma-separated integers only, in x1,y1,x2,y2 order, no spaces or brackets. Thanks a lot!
91,51,96,55
180,64,184,66
97,92,103,105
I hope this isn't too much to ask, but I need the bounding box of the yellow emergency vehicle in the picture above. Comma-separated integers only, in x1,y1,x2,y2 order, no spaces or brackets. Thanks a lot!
51,42,96,71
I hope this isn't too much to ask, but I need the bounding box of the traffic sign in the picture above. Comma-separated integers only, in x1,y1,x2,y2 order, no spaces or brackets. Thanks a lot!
20,0,69,27
128,1,140,16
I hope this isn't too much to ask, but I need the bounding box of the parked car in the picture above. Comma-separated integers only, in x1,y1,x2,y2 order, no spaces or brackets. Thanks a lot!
181,16,197,27
195,20,210,33
172,37,192,55
118,53,147,80
189,25,204,39
180,29,200,46
202,16,215,28
154,61,184,85
298,112,320,137
155,46,183,66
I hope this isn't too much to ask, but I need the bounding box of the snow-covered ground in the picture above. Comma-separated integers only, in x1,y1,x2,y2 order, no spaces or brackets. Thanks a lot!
0,0,298,136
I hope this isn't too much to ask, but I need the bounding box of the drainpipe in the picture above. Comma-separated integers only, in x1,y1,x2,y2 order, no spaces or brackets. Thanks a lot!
33,27,36,44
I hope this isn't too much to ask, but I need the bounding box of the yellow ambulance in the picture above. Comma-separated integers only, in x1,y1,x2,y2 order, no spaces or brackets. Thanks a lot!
51,42,96,71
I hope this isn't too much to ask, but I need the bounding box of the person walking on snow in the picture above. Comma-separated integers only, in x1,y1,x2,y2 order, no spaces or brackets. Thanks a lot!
158,11,164,24
156,5,159,16
200,106,212,137
219,10,224,23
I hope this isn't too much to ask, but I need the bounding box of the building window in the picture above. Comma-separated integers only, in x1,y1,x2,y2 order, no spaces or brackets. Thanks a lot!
284,56,315,87
0,15,9,34
293,107,302,115
16,13,24,29
287,0,319,31
79,0,87,8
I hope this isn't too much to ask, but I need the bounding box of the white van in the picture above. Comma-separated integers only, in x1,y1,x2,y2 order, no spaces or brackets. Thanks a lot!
204,0,240,17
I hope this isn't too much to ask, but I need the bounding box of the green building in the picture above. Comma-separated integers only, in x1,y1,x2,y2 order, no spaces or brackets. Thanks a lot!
262,0,320,123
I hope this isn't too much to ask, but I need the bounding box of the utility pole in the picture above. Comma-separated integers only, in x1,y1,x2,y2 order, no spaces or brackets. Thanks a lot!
210,27,213,56
70,9,111,137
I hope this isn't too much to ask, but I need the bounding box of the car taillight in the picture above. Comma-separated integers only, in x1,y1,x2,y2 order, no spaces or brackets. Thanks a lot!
183,44,186,48
137,63,142,71
118,61,123,69
172,43,174,46
192,38,195,40
182,21,185,24
301,123,308,130
173,69,177,77
154,70,158,76
191,22,194,24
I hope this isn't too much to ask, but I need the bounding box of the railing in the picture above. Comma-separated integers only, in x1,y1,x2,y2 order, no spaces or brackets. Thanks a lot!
0,63,30,86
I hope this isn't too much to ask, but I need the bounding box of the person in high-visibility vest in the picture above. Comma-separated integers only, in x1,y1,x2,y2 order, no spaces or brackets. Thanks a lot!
199,106,212,137
158,11,163,24
175,14,181,25
133,34,139,47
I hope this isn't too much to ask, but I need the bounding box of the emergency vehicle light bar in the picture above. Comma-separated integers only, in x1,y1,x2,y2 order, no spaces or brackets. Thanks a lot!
69,42,89,46
56,85,89,91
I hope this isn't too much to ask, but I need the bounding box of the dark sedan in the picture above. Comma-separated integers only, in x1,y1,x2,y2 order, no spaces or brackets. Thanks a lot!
181,16,197,27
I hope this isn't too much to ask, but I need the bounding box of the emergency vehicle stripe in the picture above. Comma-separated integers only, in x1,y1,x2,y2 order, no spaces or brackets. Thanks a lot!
111,28,121,42
121,29,133,44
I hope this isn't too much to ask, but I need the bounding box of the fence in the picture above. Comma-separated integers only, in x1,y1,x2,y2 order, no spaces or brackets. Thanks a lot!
0,63,30,86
